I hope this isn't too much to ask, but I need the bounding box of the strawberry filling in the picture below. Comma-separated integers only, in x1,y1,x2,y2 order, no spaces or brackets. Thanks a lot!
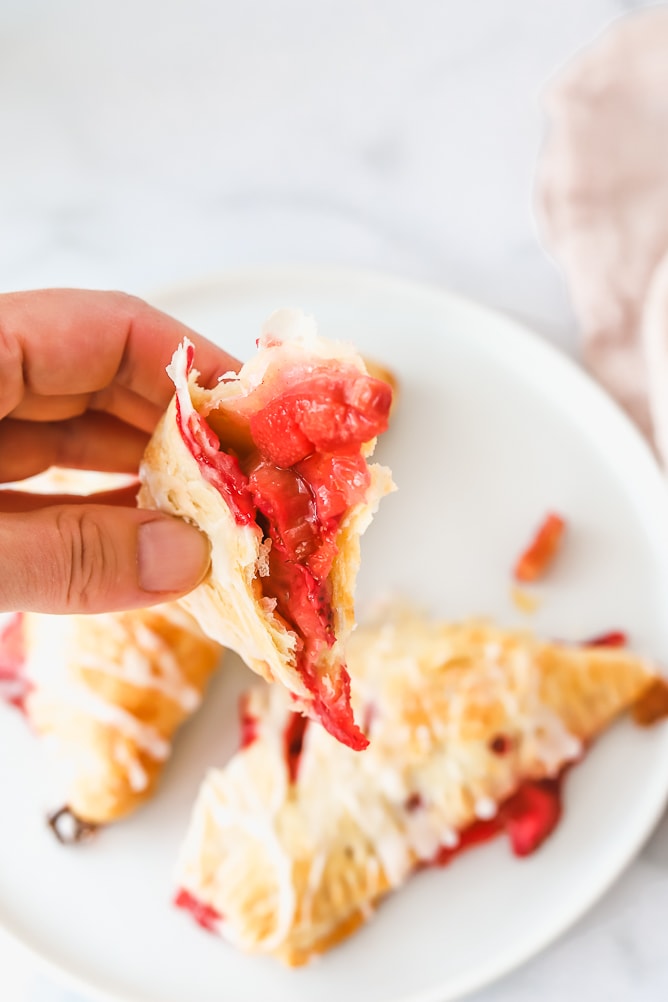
238,694,260,750
0,613,29,713
172,344,391,750
513,512,566,582
283,711,309,783
431,777,562,865
583,630,627,648
174,347,255,527
174,888,223,933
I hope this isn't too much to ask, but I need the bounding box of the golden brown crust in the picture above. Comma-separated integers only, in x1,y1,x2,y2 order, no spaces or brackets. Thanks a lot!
632,678,668,726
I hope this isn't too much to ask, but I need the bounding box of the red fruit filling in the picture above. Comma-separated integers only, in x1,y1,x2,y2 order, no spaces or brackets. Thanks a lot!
174,888,223,933
283,711,309,784
504,779,562,856
172,344,391,750
513,512,566,583
583,630,628,648
0,613,29,713
173,345,255,527
430,777,562,866
238,694,259,750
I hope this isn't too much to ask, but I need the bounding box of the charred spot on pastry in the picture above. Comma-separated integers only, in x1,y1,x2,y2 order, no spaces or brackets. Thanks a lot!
404,792,423,812
489,734,513,755
47,806,98,845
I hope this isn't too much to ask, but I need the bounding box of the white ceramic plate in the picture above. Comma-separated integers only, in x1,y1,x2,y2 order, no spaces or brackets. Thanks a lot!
2,266,668,1002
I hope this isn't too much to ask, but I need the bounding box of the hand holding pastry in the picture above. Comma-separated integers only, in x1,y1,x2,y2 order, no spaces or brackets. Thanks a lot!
138,311,395,748
0,290,239,614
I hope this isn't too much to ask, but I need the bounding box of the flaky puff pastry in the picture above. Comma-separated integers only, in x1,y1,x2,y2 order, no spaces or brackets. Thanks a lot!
17,604,221,836
138,311,395,749
175,609,665,966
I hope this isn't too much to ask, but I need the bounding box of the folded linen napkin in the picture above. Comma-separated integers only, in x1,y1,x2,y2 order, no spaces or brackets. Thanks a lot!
536,7,668,463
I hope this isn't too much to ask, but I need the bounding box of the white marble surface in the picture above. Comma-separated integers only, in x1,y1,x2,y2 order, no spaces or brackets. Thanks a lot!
1,0,667,999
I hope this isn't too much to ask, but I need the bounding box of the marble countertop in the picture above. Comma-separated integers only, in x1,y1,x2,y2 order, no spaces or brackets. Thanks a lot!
1,0,667,999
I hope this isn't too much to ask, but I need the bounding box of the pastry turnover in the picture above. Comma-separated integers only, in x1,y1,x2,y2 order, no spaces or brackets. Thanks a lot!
138,311,395,750
0,605,221,838
174,608,667,966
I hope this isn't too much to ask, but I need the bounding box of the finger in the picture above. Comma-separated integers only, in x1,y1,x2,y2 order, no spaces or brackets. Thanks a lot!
9,391,91,422
9,385,162,433
0,414,149,482
0,290,240,419
0,484,140,512
0,506,211,614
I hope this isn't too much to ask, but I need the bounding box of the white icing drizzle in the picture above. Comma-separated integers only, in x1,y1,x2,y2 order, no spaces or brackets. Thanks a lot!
113,739,150,792
166,338,197,425
474,796,498,821
207,793,297,953
54,682,170,760
25,615,171,763
74,616,200,712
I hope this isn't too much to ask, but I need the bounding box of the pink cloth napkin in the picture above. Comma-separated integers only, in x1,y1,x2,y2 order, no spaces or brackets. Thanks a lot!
536,6,668,463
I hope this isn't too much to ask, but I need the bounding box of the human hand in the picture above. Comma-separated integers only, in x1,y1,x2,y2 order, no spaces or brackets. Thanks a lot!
0,289,240,614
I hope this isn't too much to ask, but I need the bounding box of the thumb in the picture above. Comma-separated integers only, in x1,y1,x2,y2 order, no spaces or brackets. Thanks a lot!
0,505,210,614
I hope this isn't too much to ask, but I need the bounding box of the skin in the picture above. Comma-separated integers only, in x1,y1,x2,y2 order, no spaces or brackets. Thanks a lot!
0,289,240,614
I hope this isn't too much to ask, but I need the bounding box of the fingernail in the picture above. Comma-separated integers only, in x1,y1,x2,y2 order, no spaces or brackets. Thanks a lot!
138,518,210,594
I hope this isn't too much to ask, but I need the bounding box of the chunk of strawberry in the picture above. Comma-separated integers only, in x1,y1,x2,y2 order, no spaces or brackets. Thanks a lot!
262,553,334,646
504,780,562,857
297,374,391,451
248,371,391,466
295,451,370,522
513,512,566,582
249,398,314,467
249,462,319,563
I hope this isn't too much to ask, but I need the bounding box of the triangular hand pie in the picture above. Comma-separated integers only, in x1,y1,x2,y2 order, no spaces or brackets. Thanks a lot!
174,609,665,965
0,605,221,837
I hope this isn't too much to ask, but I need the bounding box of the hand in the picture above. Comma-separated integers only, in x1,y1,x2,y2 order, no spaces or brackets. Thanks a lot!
0,289,240,614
